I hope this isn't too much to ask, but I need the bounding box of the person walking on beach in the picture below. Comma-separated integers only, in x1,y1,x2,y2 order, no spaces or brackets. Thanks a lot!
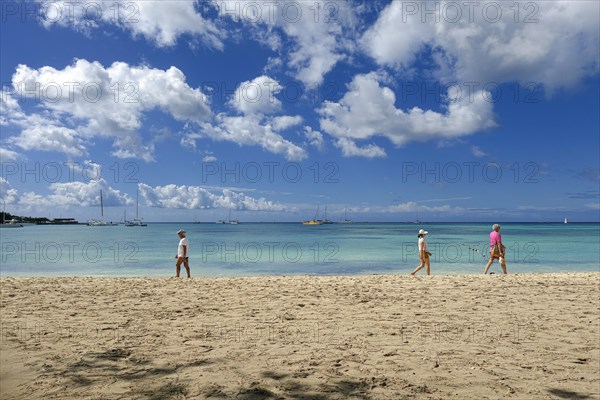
411,229,431,275
176,229,190,278
484,224,507,274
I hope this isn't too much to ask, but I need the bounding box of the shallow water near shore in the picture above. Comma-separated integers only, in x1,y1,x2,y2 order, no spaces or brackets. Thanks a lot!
1,222,598,277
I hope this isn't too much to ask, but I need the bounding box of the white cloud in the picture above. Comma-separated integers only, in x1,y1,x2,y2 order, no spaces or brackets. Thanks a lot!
0,148,20,161
362,1,600,93
12,117,88,157
47,179,132,207
0,178,19,204
202,155,217,162
471,146,488,158
0,90,24,125
2,177,132,209
361,1,433,68
6,59,211,160
304,126,324,151
139,183,286,211
272,115,303,131
222,76,305,158
334,138,386,159
230,75,283,115
319,72,496,152
385,201,465,214
37,0,224,48
193,114,307,161
216,0,357,85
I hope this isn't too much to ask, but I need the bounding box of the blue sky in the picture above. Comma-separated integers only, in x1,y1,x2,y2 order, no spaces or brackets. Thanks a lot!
1,0,599,222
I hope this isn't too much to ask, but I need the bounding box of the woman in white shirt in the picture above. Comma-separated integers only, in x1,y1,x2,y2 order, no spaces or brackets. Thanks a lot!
411,229,431,275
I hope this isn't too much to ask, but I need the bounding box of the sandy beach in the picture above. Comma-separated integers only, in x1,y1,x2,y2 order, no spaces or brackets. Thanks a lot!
1,273,598,399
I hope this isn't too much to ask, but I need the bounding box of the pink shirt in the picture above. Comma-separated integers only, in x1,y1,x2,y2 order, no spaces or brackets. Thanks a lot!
490,231,502,251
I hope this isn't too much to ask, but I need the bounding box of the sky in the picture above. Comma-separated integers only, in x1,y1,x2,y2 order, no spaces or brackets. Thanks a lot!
0,0,599,223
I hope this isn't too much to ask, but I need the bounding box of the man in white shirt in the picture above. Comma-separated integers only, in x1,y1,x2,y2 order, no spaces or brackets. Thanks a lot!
175,229,190,278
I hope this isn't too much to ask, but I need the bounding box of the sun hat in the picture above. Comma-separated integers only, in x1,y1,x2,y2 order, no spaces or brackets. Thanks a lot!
177,229,185,234
418,229,428,235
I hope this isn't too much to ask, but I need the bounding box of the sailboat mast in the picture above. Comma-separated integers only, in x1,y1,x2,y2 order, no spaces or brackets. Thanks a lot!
100,190,104,217
136,188,139,219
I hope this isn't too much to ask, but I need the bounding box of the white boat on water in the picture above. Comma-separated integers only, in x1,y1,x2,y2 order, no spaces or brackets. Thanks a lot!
1,219,23,228
340,207,353,224
125,189,147,227
217,209,239,224
1,202,23,228
564,218,568,224
321,206,333,224
222,209,239,224
88,190,119,226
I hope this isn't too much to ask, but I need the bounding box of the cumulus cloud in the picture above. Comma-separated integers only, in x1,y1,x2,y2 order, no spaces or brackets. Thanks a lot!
216,0,357,85
1,176,132,209
230,75,283,115
362,0,600,93
0,147,20,161
0,178,19,204
0,90,24,125
334,138,386,159
191,114,307,161
5,59,211,160
272,115,303,131
139,183,286,211
47,179,132,207
319,72,496,156
184,75,307,160
304,126,325,151
36,0,224,48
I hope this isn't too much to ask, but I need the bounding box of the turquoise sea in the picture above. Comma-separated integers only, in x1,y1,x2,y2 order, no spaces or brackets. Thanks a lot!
1,223,598,277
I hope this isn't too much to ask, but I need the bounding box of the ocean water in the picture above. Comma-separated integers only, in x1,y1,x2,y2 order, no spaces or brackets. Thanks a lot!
1,223,598,277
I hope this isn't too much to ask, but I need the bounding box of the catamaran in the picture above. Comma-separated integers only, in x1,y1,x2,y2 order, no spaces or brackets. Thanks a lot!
340,207,353,224
125,189,147,226
321,206,333,224
217,209,239,224
88,190,118,226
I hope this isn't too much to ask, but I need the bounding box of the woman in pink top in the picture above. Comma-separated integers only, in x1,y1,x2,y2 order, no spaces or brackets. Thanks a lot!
484,224,507,274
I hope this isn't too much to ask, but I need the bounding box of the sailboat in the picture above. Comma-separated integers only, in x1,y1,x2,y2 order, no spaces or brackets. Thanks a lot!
340,207,353,224
226,209,239,224
125,189,147,226
321,206,333,224
302,205,323,225
88,190,118,226
564,217,568,224
217,209,239,224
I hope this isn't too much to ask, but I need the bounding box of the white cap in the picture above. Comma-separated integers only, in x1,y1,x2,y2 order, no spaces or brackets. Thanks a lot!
418,229,428,235
177,229,185,234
